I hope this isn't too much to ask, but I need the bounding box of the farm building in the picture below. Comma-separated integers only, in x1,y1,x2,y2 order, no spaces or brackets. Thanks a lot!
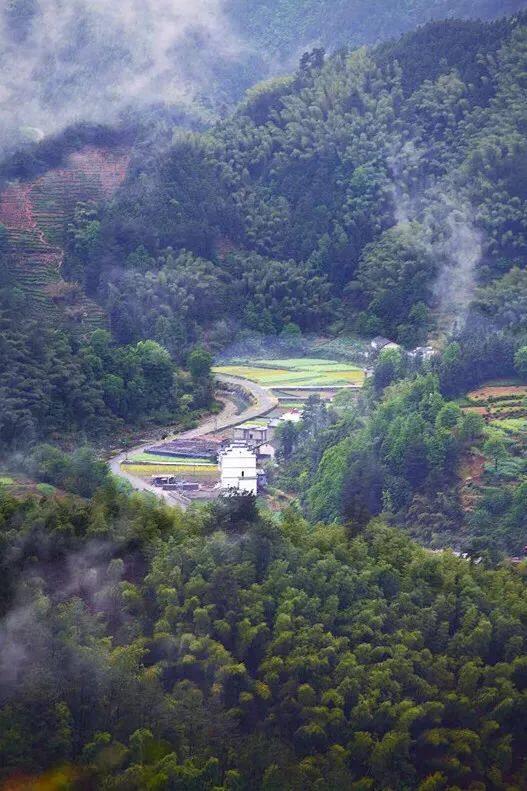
279,409,302,424
233,423,269,445
409,346,438,361
371,336,401,354
257,443,275,462
219,443,258,496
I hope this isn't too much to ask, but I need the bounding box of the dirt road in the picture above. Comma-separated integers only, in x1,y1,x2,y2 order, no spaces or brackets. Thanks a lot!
108,374,279,507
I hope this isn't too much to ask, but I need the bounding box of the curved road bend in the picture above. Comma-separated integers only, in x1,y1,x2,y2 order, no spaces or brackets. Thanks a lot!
109,374,279,508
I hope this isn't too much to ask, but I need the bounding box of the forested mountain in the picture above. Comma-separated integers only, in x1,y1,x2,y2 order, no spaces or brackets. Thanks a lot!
3,484,527,789
4,0,525,159
229,0,527,59
88,13,527,353
3,0,526,249
4,12,527,449
5,7,527,790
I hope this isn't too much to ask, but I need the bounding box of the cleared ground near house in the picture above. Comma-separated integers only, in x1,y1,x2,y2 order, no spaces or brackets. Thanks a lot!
213,358,365,388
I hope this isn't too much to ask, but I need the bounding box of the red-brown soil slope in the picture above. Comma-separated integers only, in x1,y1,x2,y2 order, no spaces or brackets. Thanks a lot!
0,146,130,334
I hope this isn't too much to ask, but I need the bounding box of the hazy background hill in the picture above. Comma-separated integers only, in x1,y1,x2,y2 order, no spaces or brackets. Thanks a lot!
229,0,527,58
2,0,527,157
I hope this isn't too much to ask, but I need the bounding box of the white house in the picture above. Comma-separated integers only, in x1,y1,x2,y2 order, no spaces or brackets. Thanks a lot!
409,346,438,361
279,409,302,424
219,443,258,496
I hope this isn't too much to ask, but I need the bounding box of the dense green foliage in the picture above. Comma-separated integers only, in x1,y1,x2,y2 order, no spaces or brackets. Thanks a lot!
0,308,203,448
228,0,526,58
276,375,475,546
2,486,527,789
79,14,527,356
25,444,110,497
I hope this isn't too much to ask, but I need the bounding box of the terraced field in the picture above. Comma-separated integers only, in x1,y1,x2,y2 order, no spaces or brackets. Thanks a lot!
0,146,130,334
464,384,527,428
213,358,365,389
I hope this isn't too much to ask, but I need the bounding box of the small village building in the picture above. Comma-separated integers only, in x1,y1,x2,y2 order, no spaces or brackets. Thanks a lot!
409,346,438,361
371,336,401,354
279,409,302,424
257,443,276,462
219,443,258,496
233,424,268,445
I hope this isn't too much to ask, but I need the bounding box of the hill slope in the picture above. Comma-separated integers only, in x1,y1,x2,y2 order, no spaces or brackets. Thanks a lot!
228,0,527,58
0,146,130,334
89,15,527,354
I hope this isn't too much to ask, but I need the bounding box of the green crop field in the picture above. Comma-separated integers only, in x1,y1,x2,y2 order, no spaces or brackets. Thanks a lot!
490,418,527,432
213,358,365,388
123,463,217,477
129,452,213,465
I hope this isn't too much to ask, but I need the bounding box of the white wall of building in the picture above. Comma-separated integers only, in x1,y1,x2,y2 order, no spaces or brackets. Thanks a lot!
219,444,258,496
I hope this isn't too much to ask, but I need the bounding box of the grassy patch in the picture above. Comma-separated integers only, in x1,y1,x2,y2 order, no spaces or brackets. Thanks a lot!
238,419,269,428
0,476,14,485
490,418,527,432
36,482,56,496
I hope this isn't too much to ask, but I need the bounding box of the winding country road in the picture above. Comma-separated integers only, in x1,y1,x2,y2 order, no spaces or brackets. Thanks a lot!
108,374,278,508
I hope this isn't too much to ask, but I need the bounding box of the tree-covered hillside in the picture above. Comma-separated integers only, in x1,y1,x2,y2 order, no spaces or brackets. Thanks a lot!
4,14,527,451
2,484,527,789
4,0,525,159
0,130,215,450
83,14,527,357
229,0,527,59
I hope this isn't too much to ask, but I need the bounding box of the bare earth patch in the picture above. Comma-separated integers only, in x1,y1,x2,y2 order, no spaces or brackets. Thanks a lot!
467,385,527,401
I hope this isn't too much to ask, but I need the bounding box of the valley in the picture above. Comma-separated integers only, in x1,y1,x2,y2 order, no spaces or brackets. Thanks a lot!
3,6,527,788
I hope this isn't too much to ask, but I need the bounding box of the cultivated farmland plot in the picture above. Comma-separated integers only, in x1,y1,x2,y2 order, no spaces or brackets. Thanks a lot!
213,358,365,389
127,452,213,466
123,464,217,478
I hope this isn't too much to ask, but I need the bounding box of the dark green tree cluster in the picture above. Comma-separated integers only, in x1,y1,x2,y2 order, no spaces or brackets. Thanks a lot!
278,374,485,550
0,316,198,450
2,485,527,788
24,444,110,498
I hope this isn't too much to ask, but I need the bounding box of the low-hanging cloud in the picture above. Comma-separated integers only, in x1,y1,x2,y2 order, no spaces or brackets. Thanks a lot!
387,136,483,336
0,0,248,153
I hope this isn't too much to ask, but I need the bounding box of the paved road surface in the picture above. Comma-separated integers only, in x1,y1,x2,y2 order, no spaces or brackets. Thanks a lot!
108,374,279,508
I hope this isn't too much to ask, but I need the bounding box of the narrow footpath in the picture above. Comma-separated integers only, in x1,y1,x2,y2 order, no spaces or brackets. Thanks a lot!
108,374,279,508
